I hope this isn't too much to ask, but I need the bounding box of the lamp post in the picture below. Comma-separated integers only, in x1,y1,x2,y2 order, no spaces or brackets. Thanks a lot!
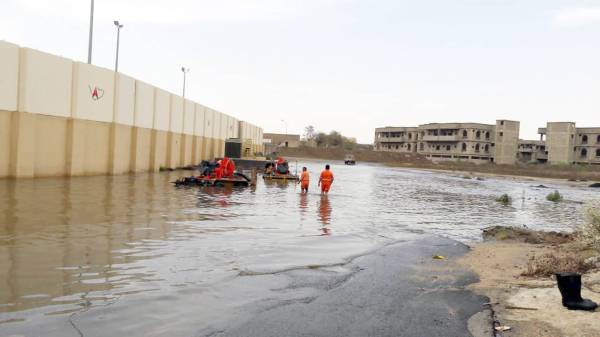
87,0,94,64
113,21,124,72
181,67,190,97
281,119,288,135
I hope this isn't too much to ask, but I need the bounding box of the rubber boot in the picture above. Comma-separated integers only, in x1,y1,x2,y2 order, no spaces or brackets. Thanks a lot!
556,272,598,311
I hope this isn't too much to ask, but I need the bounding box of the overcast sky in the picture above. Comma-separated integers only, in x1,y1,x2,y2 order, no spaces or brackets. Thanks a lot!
2,0,599,143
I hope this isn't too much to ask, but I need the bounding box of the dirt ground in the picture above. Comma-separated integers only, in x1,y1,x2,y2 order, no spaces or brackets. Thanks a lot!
459,235,600,337
276,147,600,181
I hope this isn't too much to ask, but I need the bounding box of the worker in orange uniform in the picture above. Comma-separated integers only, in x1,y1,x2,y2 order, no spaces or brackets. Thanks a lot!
222,157,235,177
300,167,309,193
318,164,334,194
214,160,223,179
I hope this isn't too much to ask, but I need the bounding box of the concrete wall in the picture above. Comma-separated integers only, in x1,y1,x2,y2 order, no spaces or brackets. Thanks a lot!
167,95,183,168
131,81,154,172
228,116,239,139
109,124,132,174
239,121,265,156
183,100,195,135
546,122,576,164
150,89,170,171
110,73,135,175
153,89,170,132
493,120,520,165
0,41,263,179
193,104,206,162
0,41,19,111
181,100,195,166
114,73,135,126
211,110,222,158
203,108,215,159
72,63,115,123
134,81,154,129
0,111,11,177
194,104,206,137
0,41,19,177
19,48,73,118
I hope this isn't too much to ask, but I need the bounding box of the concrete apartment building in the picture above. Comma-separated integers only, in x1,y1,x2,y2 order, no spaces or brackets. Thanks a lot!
375,120,600,165
517,140,548,163
374,120,520,164
538,122,600,165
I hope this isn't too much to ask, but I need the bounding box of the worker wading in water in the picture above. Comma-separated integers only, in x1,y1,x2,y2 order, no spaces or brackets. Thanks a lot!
300,167,309,193
318,164,334,194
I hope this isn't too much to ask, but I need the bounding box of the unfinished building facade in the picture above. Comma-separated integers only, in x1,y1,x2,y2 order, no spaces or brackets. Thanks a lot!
517,140,548,163
538,122,600,165
374,120,520,164
375,120,600,166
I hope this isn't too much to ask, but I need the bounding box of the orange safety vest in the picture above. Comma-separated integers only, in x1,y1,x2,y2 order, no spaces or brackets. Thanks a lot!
300,171,310,184
320,170,333,184
223,158,235,177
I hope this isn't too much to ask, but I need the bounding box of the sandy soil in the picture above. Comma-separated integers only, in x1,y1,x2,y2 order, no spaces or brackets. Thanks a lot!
459,242,600,337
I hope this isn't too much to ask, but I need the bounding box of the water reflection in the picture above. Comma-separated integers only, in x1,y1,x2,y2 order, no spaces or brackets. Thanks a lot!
0,174,174,314
318,195,332,233
0,163,597,326
198,186,235,208
299,193,309,220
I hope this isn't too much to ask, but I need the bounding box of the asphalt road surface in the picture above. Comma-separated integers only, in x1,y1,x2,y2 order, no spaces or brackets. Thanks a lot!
200,235,489,337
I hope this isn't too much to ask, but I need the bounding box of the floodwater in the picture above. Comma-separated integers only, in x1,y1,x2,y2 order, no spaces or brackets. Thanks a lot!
0,161,598,335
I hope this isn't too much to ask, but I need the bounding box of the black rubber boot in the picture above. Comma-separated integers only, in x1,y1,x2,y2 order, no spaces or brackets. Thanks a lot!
556,272,598,311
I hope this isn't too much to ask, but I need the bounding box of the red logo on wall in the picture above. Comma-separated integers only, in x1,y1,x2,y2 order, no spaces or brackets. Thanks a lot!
88,85,105,101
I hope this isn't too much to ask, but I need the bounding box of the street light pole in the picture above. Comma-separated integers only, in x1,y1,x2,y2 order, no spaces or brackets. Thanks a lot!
181,67,190,97
281,119,288,135
113,21,124,72
87,0,94,64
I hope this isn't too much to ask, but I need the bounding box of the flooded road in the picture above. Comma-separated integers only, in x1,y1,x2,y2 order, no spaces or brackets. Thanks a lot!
0,161,597,335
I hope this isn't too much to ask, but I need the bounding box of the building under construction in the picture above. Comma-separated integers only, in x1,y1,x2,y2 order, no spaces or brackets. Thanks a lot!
374,121,600,165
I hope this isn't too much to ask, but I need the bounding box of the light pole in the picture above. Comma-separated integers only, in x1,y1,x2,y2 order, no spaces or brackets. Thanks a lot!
181,67,190,97
281,119,288,135
87,0,94,64
113,21,124,72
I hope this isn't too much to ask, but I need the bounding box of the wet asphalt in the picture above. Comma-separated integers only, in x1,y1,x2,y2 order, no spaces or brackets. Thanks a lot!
201,236,489,337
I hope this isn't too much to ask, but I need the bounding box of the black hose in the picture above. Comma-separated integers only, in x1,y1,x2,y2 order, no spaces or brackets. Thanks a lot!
234,172,251,182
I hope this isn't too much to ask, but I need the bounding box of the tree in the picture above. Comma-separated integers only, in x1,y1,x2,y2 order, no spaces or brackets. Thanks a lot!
315,132,328,147
311,129,357,149
343,136,357,150
304,125,316,141
328,131,343,147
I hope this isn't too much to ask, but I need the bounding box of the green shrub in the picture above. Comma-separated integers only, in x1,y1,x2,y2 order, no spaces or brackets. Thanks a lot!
546,190,563,202
495,194,512,205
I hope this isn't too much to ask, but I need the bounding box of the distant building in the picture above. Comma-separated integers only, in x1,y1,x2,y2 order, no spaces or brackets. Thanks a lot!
538,122,600,165
263,133,301,154
374,120,520,165
263,133,300,148
375,120,600,165
517,140,548,164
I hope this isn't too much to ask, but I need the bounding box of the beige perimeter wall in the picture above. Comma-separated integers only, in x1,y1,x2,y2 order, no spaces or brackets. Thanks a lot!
0,40,264,179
